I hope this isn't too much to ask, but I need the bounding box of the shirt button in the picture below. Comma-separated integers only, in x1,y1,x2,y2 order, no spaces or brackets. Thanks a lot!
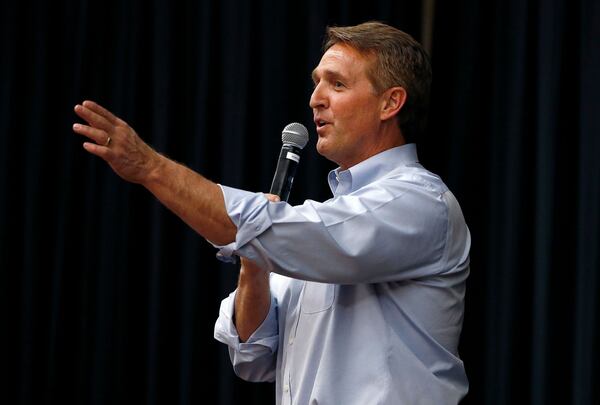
283,384,290,393
288,336,294,345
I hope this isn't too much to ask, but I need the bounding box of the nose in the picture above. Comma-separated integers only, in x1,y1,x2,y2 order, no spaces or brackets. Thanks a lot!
309,82,328,110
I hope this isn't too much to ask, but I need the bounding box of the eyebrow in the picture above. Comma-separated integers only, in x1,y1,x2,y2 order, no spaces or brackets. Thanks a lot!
311,68,347,83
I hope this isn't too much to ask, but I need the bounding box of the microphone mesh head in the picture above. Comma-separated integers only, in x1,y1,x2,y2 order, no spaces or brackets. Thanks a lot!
281,122,309,149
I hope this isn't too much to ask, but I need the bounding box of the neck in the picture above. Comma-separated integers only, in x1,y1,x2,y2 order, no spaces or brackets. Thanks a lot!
339,124,406,170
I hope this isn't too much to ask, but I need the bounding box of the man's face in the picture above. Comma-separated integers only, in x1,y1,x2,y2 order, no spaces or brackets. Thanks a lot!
310,43,384,169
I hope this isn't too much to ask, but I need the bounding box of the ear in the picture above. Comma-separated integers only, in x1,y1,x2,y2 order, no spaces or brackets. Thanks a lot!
380,87,407,121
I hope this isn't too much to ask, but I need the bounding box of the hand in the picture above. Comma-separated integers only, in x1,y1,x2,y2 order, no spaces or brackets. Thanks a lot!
73,100,163,185
264,193,281,203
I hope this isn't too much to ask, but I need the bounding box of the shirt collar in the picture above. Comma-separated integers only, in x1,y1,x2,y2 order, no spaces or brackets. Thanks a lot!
327,143,419,195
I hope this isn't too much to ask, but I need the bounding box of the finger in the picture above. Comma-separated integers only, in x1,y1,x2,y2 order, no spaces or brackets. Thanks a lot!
82,141,111,160
82,100,121,125
265,193,281,202
74,104,114,132
73,123,109,145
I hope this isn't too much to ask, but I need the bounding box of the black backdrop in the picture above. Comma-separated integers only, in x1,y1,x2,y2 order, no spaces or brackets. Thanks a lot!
1,0,599,404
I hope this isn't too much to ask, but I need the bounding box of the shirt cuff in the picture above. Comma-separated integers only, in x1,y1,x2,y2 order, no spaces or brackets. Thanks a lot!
212,185,273,262
213,289,279,352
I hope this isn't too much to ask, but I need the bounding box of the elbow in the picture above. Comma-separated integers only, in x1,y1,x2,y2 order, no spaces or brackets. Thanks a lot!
205,220,237,246
232,358,276,383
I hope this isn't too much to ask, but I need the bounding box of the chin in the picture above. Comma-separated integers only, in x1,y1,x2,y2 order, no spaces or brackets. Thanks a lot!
316,139,331,158
316,143,340,166
316,138,325,154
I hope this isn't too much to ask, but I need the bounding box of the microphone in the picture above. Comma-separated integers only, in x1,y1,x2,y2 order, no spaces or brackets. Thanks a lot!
269,123,309,202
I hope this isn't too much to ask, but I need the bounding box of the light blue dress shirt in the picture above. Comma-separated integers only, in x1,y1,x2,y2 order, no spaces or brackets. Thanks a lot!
213,144,470,404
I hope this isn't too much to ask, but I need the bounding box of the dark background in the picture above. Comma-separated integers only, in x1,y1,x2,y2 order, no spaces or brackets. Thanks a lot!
1,0,599,404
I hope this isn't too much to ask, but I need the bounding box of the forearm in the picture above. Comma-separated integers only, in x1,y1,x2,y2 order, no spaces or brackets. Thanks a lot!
234,259,271,342
142,154,237,245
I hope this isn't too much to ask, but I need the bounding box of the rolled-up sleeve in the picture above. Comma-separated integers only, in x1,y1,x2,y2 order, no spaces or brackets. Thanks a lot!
211,177,466,284
213,290,279,382
213,186,273,263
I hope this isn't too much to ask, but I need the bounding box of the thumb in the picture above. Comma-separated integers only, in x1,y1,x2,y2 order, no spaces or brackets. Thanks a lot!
265,193,281,202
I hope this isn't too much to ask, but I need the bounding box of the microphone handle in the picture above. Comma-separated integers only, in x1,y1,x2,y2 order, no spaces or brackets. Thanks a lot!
269,144,301,202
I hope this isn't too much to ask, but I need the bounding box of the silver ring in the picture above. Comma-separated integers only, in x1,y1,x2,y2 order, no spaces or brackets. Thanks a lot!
104,136,111,147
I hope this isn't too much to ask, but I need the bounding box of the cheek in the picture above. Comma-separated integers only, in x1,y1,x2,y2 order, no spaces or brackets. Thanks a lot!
335,95,379,124
331,100,358,128
338,108,376,134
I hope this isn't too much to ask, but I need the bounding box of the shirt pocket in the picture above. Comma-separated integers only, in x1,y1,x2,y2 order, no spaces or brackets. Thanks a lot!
301,281,335,314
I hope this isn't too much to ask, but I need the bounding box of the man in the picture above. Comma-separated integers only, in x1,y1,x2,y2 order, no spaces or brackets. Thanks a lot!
74,21,469,405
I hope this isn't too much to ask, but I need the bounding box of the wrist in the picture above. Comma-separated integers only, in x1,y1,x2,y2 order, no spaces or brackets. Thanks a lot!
239,258,269,279
142,151,169,187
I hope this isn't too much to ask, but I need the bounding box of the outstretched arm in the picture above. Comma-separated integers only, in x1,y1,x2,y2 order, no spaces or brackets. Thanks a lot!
73,100,236,245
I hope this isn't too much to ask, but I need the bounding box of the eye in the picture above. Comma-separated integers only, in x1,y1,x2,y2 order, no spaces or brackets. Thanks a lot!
334,81,345,88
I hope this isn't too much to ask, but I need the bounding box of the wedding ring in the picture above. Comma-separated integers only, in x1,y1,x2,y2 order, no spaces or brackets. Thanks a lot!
104,136,111,147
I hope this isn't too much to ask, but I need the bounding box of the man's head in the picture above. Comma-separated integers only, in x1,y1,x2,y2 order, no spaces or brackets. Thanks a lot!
324,22,432,144
309,21,431,169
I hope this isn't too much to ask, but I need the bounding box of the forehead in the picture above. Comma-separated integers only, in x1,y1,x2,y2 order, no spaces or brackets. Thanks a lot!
312,43,372,80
